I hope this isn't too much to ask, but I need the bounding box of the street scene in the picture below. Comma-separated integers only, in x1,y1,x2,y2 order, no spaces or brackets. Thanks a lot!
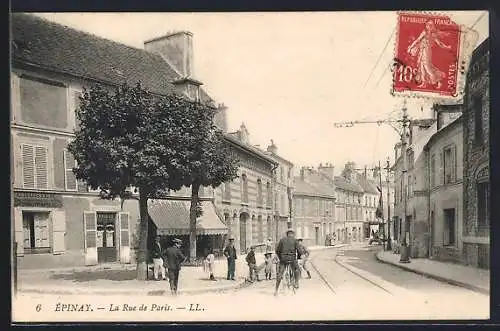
10,11,489,322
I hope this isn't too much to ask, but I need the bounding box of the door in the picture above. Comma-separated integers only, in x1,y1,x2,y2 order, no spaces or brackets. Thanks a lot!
315,227,319,245
239,214,247,253
97,212,117,263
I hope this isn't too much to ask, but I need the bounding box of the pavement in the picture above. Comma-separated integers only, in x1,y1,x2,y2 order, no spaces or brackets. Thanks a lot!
17,244,341,296
376,250,490,295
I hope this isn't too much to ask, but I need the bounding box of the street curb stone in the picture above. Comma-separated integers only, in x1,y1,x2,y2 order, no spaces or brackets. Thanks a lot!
375,251,489,295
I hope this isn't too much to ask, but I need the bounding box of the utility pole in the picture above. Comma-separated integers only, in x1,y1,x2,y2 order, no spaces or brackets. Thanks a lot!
378,160,384,245
385,157,392,251
332,99,412,263
399,103,411,263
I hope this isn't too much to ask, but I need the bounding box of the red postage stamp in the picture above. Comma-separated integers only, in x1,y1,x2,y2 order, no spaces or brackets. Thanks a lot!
393,12,465,98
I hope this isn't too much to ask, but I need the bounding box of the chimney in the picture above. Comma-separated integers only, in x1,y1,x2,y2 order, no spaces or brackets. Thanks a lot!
239,123,249,144
214,103,228,132
144,31,203,100
318,162,335,180
267,139,278,154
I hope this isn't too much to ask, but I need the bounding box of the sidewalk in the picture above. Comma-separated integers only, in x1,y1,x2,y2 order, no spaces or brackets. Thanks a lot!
376,250,490,295
18,245,338,296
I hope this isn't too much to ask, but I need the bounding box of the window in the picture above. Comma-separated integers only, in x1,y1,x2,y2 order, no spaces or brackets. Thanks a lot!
304,225,309,238
22,144,48,189
266,182,272,207
223,182,232,201
280,167,284,182
365,196,368,206
257,179,263,206
73,90,83,130
477,182,490,235
281,194,286,214
20,76,68,128
443,146,457,184
241,174,248,203
430,154,436,188
22,211,50,254
473,96,483,144
275,192,279,212
443,208,456,246
64,150,78,191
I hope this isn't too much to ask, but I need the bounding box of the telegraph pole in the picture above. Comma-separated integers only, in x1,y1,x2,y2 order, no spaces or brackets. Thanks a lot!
385,157,392,251
377,160,384,242
399,103,411,263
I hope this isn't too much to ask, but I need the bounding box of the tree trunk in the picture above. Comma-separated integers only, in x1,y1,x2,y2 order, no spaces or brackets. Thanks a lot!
136,190,149,280
189,182,200,262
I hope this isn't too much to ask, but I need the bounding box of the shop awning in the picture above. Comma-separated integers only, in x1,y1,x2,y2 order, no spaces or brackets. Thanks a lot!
148,199,228,236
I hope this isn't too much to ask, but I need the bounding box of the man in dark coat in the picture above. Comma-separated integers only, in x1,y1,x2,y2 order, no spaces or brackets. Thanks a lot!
245,246,259,282
223,238,237,280
165,238,186,295
274,229,301,296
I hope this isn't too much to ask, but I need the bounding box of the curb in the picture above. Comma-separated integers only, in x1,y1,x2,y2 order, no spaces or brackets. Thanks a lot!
375,251,489,295
19,279,247,296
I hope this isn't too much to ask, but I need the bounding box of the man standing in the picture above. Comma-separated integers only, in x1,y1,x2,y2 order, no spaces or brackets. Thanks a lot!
297,238,312,279
151,235,166,281
165,238,186,295
223,238,237,280
245,246,259,282
274,229,301,296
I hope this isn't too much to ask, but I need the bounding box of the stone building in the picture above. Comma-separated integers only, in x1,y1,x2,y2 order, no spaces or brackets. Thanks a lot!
462,38,490,269
212,125,278,254
263,140,294,242
355,172,380,239
293,167,336,246
10,13,250,268
424,113,464,263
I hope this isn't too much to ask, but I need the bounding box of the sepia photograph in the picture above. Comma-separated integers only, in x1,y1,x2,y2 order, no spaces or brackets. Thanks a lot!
10,10,490,322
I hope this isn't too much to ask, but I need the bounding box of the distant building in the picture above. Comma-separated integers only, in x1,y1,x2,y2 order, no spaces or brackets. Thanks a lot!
293,167,336,246
462,38,489,269
355,172,380,239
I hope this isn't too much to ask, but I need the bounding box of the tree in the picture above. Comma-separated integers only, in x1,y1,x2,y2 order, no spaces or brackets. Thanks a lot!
169,103,239,261
68,82,207,280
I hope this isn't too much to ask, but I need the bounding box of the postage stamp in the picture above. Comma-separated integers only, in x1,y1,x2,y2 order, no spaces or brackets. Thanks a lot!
392,11,479,99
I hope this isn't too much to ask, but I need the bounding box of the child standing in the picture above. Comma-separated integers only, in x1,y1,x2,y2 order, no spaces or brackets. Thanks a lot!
264,252,273,280
204,248,216,281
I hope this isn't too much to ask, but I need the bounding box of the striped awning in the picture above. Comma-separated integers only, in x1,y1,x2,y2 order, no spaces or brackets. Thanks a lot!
148,199,228,236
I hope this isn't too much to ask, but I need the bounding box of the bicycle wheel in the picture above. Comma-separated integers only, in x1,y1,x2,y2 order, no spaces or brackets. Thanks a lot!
288,265,296,294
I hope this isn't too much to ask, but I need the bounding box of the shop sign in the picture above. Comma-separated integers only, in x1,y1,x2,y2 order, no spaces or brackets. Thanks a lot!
14,191,63,208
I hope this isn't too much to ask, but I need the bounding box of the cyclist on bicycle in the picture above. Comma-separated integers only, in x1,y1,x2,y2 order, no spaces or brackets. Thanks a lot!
297,238,312,279
274,229,301,296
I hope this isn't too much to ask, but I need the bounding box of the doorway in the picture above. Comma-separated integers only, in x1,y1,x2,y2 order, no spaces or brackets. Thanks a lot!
96,212,117,263
22,211,50,254
315,227,319,245
239,213,248,253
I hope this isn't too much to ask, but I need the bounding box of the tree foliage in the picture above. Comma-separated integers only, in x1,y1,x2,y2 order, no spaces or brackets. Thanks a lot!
68,82,239,277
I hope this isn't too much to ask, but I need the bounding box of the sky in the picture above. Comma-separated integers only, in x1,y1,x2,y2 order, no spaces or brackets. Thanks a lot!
33,11,488,175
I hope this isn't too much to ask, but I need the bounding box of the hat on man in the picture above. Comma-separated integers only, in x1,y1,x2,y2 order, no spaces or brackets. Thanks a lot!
297,238,303,241
228,238,235,241
286,229,295,235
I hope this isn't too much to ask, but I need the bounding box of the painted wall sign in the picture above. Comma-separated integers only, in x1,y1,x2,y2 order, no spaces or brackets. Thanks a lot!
14,191,63,208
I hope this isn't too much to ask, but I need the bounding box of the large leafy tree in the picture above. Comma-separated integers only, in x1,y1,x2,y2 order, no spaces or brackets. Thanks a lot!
68,82,237,279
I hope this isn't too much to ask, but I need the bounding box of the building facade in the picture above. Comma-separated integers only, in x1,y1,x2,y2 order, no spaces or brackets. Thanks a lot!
11,13,236,268
425,116,464,263
462,38,490,269
293,167,336,246
356,172,380,239
212,125,277,254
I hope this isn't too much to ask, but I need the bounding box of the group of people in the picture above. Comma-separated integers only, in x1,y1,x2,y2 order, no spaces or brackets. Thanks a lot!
224,229,312,296
151,228,312,297
150,235,186,295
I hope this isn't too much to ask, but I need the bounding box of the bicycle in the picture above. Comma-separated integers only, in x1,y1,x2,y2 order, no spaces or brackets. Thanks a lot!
282,263,297,294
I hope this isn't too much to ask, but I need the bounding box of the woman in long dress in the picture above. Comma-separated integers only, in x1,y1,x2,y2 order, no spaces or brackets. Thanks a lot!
407,20,452,89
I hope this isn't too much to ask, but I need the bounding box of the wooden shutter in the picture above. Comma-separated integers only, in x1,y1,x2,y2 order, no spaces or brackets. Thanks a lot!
63,150,77,191
51,210,66,254
118,212,131,263
83,211,98,265
35,146,48,189
14,209,24,256
439,151,444,185
22,144,35,188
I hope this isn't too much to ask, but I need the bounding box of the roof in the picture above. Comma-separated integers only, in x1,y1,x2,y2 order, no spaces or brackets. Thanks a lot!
224,134,277,165
333,176,364,193
293,174,335,198
11,13,213,104
148,200,227,236
355,174,379,194
424,115,463,151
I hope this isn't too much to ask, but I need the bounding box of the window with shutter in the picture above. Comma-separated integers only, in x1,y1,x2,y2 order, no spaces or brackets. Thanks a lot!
35,146,48,189
453,146,457,182
74,91,83,131
83,211,98,265
22,144,35,188
439,152,444,186
64,150,77,191
119,212,131,263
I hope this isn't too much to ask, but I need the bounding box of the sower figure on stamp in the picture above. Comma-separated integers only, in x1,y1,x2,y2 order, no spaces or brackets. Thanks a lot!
407,20,452,89
151,235,166,281
223,238,237,280
274,229,301,296
165,238,187,295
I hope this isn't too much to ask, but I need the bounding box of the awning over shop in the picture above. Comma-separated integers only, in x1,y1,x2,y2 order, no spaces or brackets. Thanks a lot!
148,199,228,236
